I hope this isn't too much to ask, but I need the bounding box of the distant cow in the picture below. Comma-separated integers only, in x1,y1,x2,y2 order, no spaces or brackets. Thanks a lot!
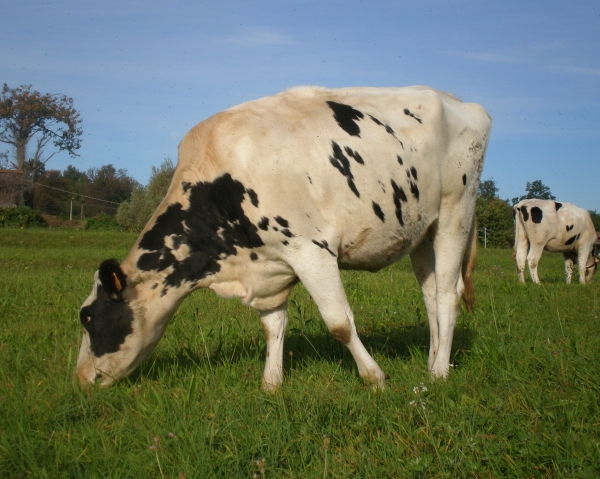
513,199,599,284
75,86,491,391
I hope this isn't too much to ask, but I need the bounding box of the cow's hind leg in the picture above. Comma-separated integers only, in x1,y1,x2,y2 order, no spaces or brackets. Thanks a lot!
409,239,439,371
428,207,477,378
290,249,386,390
577,244,593,284
514,238,529,283
513,211,529,283
526,244,544,284
259,302,289,392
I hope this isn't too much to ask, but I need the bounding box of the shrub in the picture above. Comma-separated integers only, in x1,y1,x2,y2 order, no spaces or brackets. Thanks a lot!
0,207,48,228
116,158,174,230
476,197,514,248
83,213,125,231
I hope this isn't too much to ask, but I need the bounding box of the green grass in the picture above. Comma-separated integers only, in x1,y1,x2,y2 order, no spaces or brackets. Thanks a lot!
1,229,599,478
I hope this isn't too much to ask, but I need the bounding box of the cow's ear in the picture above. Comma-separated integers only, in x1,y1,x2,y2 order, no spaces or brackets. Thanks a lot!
98,259,127,299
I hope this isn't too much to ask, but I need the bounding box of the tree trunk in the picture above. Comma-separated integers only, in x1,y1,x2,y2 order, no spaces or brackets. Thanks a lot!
15,140,26,171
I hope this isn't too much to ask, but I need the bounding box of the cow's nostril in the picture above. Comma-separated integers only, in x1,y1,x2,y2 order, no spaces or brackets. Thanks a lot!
95,372,103,381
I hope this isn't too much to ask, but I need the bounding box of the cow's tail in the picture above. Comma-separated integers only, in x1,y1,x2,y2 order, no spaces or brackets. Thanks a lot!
461,215,477,313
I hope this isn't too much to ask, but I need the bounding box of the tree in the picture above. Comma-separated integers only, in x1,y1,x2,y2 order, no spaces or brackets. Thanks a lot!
0,84,83,177
0,150,9,169
83,164,138,217
475,178,514,248
478,178,499,200
25,163,137,219
476,197,514,248
33,169,70,216
511,180,555,205
117,158,175,230
62,164,86,184
85,164,138,204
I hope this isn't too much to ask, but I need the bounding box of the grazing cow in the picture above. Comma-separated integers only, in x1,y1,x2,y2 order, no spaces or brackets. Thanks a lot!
76,86,491,390
513,199,599,284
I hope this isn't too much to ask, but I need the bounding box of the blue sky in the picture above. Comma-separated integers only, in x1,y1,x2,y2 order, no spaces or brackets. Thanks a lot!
2,0,600,210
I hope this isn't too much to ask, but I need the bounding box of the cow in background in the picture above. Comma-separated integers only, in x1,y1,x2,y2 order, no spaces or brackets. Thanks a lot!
513,199,599,284
75,86,491,391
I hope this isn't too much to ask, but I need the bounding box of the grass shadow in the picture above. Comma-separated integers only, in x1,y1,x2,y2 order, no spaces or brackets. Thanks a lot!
133,319,476,383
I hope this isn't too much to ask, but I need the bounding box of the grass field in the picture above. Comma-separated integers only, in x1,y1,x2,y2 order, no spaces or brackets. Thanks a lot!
1,229,599,478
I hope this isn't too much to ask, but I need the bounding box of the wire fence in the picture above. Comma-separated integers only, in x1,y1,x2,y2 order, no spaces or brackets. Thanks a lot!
34,183,121,219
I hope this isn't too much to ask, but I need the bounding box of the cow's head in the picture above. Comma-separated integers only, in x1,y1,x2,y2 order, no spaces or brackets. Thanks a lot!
75,259,180,388
585,246,600,283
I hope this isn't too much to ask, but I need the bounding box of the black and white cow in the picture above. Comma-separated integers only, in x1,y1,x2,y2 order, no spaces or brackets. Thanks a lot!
513,199,599,284
76,86,491,390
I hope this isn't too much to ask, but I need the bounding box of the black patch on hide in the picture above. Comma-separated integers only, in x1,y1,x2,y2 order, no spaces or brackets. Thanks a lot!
391,180,406,226
372,201,385,222
258,217,269,231
326,101,364,137
274,216,289,228
368,114,404,148
329,141,360,197
312,239,337,257
344,146,365,165
136,173,265,287
531,207,543,224
247,189,259,207
403,108,422,123
565,234,580,246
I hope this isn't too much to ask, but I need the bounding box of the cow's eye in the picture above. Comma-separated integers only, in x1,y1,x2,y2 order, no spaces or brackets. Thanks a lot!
80,313,93,326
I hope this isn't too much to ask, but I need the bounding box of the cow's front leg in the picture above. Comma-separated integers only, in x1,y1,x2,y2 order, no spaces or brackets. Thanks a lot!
291,248,386,390
563,254,574,284
259,302,289,392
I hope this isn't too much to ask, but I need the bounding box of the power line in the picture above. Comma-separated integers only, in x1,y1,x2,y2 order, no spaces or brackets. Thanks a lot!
35,183,121,205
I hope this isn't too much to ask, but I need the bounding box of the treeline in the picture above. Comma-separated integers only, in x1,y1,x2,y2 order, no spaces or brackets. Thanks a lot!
8,156,600,248
26,162,138,219
2,158,175,229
